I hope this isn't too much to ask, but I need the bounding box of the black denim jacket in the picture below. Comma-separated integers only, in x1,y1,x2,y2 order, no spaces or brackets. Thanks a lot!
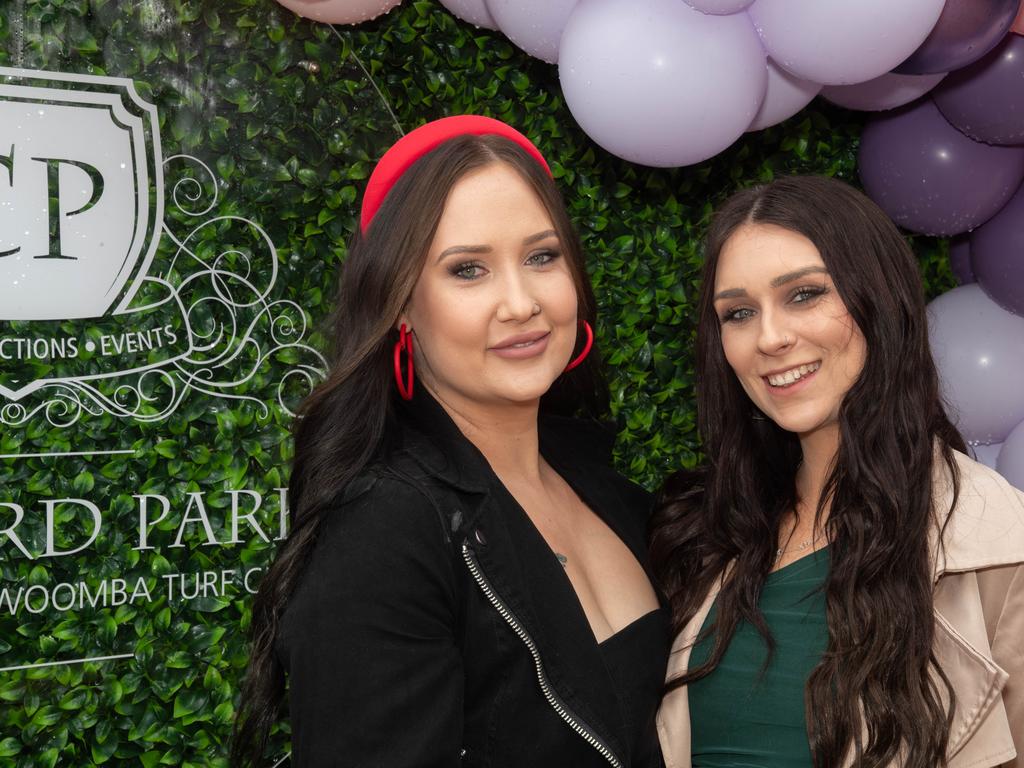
277,391,666,768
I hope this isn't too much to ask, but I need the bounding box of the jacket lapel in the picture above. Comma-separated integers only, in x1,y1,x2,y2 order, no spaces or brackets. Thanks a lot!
932,609,1010,759
656,574,723,768
471,481,631,765
929,451,1024,762
931,450,1024,578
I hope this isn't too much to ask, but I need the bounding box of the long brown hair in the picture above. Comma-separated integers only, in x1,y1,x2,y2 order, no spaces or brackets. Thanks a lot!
231,133,607,767
650,175,964,767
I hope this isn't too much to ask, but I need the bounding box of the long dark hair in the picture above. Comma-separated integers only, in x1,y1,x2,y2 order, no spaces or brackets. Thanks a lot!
230,134,607,767
649,175,965,768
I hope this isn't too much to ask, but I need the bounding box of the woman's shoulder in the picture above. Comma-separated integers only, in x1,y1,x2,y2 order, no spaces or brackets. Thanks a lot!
539,413,618,463
317,464,455,547
540,414,654,505
944,449,1024,520
276,462,460,667
935,449,1024,573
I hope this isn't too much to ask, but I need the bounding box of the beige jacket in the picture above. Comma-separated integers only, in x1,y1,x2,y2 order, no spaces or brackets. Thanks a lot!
657,451,1024,768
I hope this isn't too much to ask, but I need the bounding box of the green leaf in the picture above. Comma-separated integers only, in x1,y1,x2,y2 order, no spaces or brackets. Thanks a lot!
0,738,21,758
30,706,61,728
173,688,208,719
58,686,89,711
154,440,179,459
72,471,95,493
91,735,119,764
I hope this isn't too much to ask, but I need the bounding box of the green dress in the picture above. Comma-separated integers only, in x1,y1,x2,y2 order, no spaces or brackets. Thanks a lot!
688,547,830,768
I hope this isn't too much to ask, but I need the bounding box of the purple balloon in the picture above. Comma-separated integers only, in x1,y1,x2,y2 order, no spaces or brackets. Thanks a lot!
486,0,578,63
858,98,1024,236
969,179,1024,315
949,235,975,285
559,0,767,167
685,0,754,13
997,419,1024,490
822,71,947,112
747,58,821,132
274,0,401,23
895,0,1021,75
747,0,944,85
934,34,1024,146
439,0,498,30
928,284,1024,443
972,440,1004,469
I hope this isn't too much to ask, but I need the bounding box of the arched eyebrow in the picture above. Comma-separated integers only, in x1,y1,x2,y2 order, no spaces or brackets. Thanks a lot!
435,229,559,263
436,244,491,262
522,229,557,246
770,266,828,288
713,266,829,301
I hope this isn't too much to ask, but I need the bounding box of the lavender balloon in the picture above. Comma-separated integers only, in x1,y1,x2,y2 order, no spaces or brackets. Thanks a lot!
934,34,1024,146
972,441,1004,470
747,0,944,85
486,0,578,63
997,420,1024,490
439,0,498,30
858,99,1024,236
928,284,1024,444
950,235,975,285
274,0,401,23
747,59,821,132
895,0,1020,75
685,0,754,14
822,71,946,112
559,0,767,167
970,180,1024,316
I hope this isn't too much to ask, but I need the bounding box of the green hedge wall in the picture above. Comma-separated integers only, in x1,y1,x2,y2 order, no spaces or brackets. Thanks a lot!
0,1,954,765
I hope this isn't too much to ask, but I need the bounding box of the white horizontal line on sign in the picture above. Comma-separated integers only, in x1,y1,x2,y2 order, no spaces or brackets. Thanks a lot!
0,448,137,459
0,652,134,673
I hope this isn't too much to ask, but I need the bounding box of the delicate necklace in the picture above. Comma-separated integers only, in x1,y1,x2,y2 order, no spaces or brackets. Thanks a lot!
775,537,815,560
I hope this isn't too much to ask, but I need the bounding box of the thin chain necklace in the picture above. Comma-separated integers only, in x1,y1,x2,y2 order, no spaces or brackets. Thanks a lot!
775,536,816,560
777,463,823,561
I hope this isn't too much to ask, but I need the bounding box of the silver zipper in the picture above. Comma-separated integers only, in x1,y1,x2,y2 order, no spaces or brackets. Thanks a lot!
461,541,624,768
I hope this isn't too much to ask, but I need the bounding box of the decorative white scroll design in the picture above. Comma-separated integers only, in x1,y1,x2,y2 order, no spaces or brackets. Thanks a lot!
0,155,327,427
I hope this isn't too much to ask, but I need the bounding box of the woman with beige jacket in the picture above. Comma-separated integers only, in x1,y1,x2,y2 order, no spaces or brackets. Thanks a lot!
650,175,1024,768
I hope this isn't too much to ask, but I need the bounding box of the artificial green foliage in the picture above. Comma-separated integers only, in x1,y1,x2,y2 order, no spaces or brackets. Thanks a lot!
0,1,952,765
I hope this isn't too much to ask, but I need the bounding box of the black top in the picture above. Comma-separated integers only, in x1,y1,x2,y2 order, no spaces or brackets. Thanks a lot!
600,610,671,768
277,390,668,768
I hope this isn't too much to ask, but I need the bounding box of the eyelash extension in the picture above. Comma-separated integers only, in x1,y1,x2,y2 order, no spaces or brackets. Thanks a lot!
792,284,828,302
720,307,752,324
527,249,561,266
450,261,484,280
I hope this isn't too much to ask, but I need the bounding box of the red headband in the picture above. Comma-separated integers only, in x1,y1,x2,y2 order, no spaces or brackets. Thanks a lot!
359,115,552,233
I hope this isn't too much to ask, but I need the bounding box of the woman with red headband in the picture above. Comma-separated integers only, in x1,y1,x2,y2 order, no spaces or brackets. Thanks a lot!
232,116,669,768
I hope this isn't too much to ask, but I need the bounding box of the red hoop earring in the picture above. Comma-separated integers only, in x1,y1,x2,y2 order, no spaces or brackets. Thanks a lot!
564,320,594,372
393,324,414,400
